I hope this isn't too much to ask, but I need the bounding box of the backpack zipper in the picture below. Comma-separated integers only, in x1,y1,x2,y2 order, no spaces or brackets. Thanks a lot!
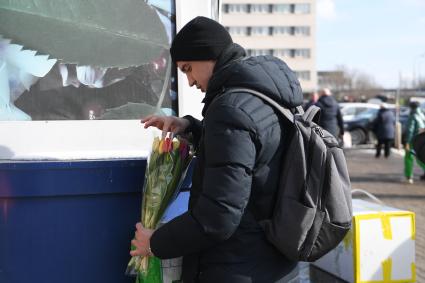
314,126,325,138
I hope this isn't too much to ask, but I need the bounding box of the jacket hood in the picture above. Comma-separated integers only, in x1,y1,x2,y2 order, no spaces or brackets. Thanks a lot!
318,95,337,108
203,44,303,116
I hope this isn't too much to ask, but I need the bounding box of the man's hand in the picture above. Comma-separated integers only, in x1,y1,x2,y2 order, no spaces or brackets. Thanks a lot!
405,143,410,151
130,223,154,257
141,115,190,135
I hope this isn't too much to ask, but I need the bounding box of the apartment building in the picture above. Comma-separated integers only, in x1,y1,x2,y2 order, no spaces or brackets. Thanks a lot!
220,0,317,92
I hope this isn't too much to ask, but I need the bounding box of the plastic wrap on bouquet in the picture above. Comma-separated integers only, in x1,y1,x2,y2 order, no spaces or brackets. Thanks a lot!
126,134,193,282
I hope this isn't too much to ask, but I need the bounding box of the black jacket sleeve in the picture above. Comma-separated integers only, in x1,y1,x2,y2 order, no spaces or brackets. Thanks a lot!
182,115,202,150
336,107,344,135
151,103,257,259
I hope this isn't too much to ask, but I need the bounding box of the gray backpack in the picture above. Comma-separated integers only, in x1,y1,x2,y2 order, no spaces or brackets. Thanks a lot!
228,88,352,262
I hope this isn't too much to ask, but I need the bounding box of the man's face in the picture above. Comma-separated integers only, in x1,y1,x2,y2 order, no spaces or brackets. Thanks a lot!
177,60,216,93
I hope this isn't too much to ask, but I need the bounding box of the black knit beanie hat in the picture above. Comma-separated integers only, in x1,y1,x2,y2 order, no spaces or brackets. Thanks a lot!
170,16,233,62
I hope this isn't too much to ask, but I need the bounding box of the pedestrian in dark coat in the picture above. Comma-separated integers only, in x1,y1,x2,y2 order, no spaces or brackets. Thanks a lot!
132,17,303,282
372,103,395,158
303,91,319,110
315,88,344,139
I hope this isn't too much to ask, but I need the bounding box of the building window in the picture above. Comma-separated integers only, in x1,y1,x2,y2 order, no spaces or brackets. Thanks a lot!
273,26,292,36
294,3,311,14
225,3,310,14
294,49,311,58
227,26,248,36
250,4,270,14
294,26,310,36
274,49,292,58
227,4,249,14
295,71,311,81
272,4,291,14
272,26,310,36
248,49,273,56
275,49,310,59
251,26,270,36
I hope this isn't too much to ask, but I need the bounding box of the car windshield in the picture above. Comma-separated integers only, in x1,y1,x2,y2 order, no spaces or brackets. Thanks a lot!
341,106,356,116
354,108,379,120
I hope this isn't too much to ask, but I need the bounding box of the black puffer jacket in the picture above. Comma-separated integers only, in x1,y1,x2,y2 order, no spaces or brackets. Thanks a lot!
372,108,395,140
315,95,344,137
150,44,303,282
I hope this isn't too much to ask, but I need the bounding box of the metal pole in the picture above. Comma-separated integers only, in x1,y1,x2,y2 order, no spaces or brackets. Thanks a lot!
394,71,402,149
418,57,425,87
413,53,425,88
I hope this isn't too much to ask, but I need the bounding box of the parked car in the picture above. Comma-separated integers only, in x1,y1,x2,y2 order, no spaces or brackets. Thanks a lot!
340,103,380,122
342,104,409,145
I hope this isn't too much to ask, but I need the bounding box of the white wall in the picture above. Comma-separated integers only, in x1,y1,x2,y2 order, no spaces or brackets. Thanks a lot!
0,120,160,160
176,0,218,120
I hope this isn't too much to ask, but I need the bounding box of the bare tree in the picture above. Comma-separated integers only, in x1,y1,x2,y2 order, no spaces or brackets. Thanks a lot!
319,65,382,101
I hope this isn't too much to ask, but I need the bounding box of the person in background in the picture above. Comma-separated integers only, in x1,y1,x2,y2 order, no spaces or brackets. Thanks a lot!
404,101,425,183
303,91,318,110
372,103,395,158
315,88,344,139
412,131,425,164
131,16,302,282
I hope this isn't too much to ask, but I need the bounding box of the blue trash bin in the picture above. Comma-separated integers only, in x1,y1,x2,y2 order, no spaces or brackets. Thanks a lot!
0,159,146,283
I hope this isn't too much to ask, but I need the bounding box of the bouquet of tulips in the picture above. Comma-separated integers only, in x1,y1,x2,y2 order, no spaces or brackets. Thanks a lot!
126,134,193,282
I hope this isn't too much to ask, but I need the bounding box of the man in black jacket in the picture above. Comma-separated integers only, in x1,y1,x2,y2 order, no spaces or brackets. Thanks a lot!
132,16,303,282
315,88,344,139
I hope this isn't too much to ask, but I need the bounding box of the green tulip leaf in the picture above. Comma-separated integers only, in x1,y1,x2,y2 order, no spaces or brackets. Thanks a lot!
0,0,169,68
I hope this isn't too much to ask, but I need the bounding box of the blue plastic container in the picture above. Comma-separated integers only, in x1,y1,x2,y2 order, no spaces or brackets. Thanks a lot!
0,159,146,283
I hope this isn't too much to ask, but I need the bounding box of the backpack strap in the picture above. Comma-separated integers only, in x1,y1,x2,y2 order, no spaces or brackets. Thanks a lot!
296,106,305,115
303,105,321,123
226,88,296,123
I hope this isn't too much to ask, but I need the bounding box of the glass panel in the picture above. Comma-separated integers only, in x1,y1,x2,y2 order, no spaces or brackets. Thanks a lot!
0,0,176,121
228,26,248,36
294,49,311,58
294,3,311,14
250,4,269,14
250,49,272,56
295,71,311,80
356,108,378,119
294,26,310,36
275,49,292,58
251,26,269,36
228,4,248,14
355,107,368,115
342,107,356,116
273,4,291,14
273,26,292,35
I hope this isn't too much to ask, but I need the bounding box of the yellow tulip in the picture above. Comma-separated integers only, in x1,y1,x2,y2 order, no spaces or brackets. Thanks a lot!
152,137,160,153
158,140,164,154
